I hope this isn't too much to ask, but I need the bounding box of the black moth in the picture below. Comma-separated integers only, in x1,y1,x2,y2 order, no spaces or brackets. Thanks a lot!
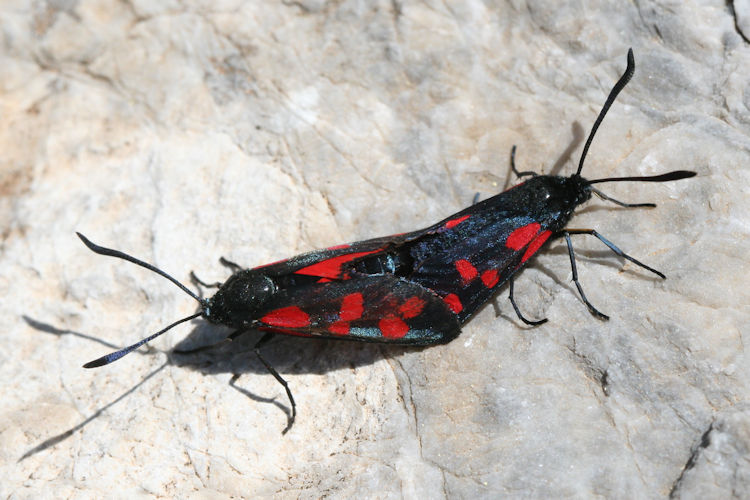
78,49,695,432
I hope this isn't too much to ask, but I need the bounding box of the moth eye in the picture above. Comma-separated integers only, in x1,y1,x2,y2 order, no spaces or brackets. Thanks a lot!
248,276,276,301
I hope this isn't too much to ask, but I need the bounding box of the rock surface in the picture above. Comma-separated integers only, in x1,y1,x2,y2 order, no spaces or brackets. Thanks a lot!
2,0,748,498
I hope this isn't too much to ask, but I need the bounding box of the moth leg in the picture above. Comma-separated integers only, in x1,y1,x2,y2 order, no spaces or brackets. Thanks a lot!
482,145,535,203
178,329,296,432
251,332,296,434
565,228,665,278
510,145,538,178
508,277,548,326
562,231,609,320
591,187,656,208
219,257,243,273
190,256,245,292
190,271,222,289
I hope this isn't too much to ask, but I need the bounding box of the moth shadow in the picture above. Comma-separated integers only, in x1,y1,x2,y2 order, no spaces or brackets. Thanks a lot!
172,322,419,378
20,314,417,459
173,324,418,434
501,121,584,189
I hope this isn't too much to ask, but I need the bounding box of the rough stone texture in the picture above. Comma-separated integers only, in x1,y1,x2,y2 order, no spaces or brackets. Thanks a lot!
2,0,748,498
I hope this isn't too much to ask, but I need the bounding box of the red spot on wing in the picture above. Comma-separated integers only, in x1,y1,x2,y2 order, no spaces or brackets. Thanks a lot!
443,293,463,314
328,321,351,335
444,214,470,229
327,243,351,251
339,293,364,321
398,296,425,319
295,249,382,279
506,223,542,251
455,259,478,282
260,306,310,328
521,230,552,263
481,269,499,288
379,317,409,338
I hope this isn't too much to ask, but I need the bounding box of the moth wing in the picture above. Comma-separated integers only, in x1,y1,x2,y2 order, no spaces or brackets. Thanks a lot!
254,209,481,281
256,275,461,345
254,230,424,280
408,213,555,322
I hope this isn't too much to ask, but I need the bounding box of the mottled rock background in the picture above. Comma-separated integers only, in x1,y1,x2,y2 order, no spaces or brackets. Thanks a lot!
2,0,749,498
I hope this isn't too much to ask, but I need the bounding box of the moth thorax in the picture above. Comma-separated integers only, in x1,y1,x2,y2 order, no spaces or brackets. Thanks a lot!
206,272,277,326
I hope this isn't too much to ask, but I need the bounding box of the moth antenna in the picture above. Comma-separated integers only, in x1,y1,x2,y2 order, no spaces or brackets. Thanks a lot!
76,232,203,304
576,49,635,176
573,52,696,188
588,170,696,185
77,232,208,367
83,312,202,368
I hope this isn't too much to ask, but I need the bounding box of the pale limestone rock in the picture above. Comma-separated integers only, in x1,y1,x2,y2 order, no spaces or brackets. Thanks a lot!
2,0,749,498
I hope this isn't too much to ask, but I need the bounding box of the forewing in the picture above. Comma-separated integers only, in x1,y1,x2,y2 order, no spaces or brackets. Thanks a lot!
250,198,526,282
254,275,461,345
408,211,555,323
254,231,420,281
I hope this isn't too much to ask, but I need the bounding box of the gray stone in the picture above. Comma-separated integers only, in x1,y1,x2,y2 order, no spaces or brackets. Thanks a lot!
2,0,748,498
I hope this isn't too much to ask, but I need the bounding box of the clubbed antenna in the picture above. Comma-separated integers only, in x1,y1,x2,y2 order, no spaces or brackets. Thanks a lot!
577,49,635,176
83,312,202,368
588,171,696,185
77,233,203,303
76,232,205,367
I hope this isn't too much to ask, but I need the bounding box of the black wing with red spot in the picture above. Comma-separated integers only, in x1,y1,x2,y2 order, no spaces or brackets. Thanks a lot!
254,202,518,284
382,177,564,323
254,275,460,345
407,215,554,323
256,234,414,281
